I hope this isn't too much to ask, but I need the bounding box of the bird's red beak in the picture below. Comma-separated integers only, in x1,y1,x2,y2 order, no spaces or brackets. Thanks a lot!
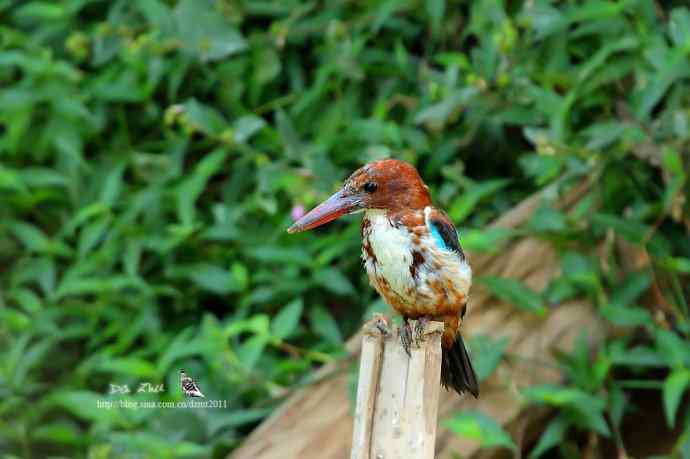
287,188,359,233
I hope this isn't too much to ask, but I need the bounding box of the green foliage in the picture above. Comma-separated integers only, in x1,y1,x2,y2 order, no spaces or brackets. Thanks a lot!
444,411,517,451
479,276,547,315
1,0,689,458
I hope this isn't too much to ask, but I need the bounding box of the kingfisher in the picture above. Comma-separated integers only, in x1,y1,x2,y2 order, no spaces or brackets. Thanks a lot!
287,159,478,397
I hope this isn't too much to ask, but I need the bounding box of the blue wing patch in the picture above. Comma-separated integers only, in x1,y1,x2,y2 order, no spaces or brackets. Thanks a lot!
429,223,448,250
426,212,465,259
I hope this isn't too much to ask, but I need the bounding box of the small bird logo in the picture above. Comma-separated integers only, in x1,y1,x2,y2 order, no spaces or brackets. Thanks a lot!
179,369,205,398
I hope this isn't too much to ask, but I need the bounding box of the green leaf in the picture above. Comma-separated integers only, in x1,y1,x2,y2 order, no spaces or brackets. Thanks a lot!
449,179,510,222
583,121,627,150
660,257,690,273
231,262,249,290
608,386,627,428
0,166,27,192
662,148,685,176
656,329,690,368
600,304,651,327
309,305,343,345
238,334,269,370
478,276,546,315
275,110,302,159
519,154,564,185
78,217,110,257
247,246,312,266
522,384,609,435
33,422,81,446
174,0,247,62
609,344,664,367
9,288,43,314
174,263,239,295
272,299,304,340
13,2,65,21
444,411,516,450
54,275,146,299
177,148,229,224
100,163,125,206
9,221,71,256
414,88,478,127
9,221,51,252
425,0,445,38
313,267,355,296
252,45,281,86
560,252,599,292
522,384,605,410
156,330,207,373
51,391,125,427
522,2,566,39
527,205,568,233
601,270,652,326
459,228,513,252
182,99,228,136
468,335,509,381
529,415,567,458
98,357,158,379
663,369,690,427
609,271,651,309
226,315,271,337
669,7,690,48
233,115,266,143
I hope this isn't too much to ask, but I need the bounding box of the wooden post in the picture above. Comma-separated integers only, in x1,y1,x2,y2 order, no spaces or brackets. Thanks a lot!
351,316,444,459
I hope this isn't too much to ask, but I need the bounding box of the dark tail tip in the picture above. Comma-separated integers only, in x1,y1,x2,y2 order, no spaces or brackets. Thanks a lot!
441,334,479,397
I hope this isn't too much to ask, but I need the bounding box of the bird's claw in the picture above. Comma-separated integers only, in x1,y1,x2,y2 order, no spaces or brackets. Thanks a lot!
373,313,391,336
414,316,430,346
365,313,391,338
399,320,412,357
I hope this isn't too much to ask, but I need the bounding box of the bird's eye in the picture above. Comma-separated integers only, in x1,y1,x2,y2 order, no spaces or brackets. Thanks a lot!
363,182,377,193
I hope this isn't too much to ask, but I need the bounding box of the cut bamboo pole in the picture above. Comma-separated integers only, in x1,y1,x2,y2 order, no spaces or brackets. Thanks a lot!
351,317,444,459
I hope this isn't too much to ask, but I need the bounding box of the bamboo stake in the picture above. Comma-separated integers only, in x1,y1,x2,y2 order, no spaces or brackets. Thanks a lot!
351,317,444,459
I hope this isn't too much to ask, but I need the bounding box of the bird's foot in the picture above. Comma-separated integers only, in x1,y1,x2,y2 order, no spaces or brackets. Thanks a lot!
414,316,431,346
365,313,390,338
399,319,413,357
373,313,391,336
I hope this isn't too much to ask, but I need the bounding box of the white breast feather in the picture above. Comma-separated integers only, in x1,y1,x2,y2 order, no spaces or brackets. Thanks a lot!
363,209,472,307
364,211,415,296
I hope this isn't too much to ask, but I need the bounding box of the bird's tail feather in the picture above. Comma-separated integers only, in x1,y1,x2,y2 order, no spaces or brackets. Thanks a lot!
441,334,479,397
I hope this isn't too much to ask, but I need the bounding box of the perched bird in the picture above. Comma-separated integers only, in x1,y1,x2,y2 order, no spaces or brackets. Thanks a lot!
180,369,205,398
288,159,478,397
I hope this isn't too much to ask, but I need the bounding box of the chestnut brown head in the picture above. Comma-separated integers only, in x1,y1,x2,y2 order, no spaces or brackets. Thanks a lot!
287,159,431,233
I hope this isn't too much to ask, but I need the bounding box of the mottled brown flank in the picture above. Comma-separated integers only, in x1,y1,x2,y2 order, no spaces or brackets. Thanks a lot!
360,217,371,238
360,218,377,264
363,241,376,264
430,279,443,295
409,250,425,279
